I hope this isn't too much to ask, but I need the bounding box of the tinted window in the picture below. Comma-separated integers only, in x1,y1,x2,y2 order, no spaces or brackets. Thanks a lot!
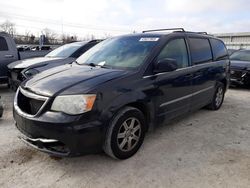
0,36,8,51
72,42,97,58
210,39,228,60
157,38,189,69
189,38,212,64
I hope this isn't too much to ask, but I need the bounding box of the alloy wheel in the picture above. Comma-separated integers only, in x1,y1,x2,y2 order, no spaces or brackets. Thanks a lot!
117,117,141,152
215,87,224,107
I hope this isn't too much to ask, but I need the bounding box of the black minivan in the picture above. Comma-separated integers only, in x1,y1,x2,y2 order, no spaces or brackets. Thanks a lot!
14,29,230,159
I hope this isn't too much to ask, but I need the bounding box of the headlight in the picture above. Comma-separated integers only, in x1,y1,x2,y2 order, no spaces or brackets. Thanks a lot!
51,94,96,115
23,68,39,78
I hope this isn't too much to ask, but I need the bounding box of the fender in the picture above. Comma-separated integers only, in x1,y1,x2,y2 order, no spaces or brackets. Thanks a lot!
100,90,156,131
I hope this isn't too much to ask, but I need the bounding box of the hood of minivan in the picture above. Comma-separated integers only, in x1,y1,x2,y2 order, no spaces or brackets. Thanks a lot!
8,57,64,69
230,60,250,70
22,63,126,96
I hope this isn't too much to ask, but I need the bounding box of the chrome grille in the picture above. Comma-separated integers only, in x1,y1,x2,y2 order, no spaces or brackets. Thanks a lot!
15,88,48,116
231,70,244,79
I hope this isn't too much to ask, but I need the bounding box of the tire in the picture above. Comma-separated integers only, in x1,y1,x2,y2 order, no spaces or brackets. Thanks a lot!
103,106,146,160
206,82,225,110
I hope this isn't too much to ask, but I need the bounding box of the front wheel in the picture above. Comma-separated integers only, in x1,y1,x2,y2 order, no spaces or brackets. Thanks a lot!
103,107,146,159
206,82,225,110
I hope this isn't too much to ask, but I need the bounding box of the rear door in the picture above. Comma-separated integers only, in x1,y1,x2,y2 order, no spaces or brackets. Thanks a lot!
152,37,193,122
210,38,230,88
187,37,216,110
0,35,18,80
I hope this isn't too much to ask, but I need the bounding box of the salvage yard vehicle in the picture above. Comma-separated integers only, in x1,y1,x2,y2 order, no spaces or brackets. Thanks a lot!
13,28,230,159
230,50,250,86
227,49,238,56
0,32,52,84
8,40,101,91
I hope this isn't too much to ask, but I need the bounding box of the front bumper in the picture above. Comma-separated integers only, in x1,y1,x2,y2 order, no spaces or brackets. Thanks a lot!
14,108,105,157
230,69,250,86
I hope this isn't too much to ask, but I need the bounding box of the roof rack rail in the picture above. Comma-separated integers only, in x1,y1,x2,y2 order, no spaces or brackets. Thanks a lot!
142,28,185,33
175,31,208,35
88,39,103,42
195,32,208,35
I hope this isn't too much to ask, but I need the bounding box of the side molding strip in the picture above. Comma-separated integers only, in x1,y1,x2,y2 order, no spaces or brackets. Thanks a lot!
160,86,214,107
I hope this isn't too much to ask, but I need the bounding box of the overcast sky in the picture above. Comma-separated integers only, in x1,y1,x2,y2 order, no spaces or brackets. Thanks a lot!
0,0,250,38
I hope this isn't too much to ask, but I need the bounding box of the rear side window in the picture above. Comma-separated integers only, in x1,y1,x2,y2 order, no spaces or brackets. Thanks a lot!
157,38,189,69
189,38,212,64
0,36,8,51
210,39,228,60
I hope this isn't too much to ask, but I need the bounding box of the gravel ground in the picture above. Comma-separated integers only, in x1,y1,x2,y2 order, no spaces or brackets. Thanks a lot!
0,85,250,188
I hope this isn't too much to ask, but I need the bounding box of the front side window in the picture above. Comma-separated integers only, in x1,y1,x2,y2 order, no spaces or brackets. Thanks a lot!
157,38,189,69
189,38,212,64
0,36,8,51
76,36,159,69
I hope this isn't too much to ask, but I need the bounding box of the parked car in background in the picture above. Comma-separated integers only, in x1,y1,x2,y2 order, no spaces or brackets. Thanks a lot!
31,46,39,51
17,45,31,51
0,96,3,118
227,49,239,56
0,32,52,84
230,50,250,86
40,46,52,51
31,46,53,51
18,45,53,52
14,29,230,159
8,40,101,90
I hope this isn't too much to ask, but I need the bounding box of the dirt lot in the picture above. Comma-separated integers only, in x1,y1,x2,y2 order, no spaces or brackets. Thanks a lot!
0,86,250,188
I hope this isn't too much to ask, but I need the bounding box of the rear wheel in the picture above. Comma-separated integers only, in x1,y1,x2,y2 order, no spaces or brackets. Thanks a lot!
103,106,146,159
206,82,225,110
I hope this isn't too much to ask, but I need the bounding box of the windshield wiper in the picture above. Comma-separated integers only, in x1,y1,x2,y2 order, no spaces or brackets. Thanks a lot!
74,60,80,65
88,63,96,67
88,63,111,69
78,62,96,67
79,62,111,69
98,64,112,69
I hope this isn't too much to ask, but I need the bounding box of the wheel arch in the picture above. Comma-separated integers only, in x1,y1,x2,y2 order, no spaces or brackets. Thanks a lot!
218,77,228,91
125,102,153,132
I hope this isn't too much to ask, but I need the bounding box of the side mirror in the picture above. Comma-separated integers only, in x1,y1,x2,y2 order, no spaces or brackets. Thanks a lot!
154,58,178,73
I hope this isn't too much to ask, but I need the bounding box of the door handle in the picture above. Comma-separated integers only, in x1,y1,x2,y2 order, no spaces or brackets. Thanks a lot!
184,74,193,78
4,54,14,58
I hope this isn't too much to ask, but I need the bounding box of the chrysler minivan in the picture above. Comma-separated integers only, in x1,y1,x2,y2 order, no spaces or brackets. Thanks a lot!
14,29,230,159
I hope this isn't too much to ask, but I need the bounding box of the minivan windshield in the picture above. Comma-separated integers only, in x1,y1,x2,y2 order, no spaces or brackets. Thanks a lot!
230,50,250,62
46,42,85,58
76,36,159,69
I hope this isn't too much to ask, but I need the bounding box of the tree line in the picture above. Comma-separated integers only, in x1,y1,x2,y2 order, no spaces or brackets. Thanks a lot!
0,20,99,45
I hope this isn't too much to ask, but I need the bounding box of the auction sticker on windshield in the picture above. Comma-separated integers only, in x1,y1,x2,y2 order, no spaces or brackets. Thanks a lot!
139,37,159,42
